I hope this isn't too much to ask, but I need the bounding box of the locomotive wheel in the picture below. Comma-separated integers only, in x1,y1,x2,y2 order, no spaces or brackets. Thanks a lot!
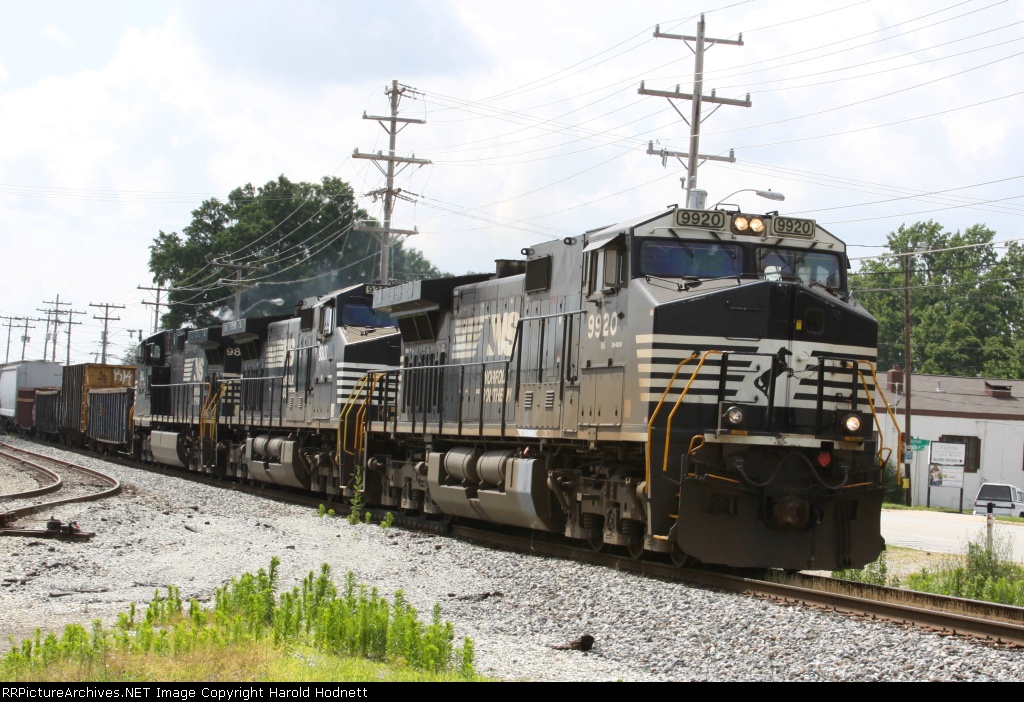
588,534,604,553
628,541,645,560
670,544,695,568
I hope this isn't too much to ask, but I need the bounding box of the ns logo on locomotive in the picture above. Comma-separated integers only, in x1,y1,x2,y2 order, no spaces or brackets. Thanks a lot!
39,204,898,572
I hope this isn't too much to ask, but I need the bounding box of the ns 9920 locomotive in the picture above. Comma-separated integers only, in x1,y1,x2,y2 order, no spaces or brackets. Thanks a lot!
133,205,898,572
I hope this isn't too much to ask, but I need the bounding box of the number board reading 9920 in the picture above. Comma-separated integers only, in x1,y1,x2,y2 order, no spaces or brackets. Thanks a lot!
674,209,727,230
769,216,815,238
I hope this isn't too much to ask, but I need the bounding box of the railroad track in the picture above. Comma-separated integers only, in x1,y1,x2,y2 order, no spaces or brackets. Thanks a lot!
0,441,121,530
11,437,1024,648
443,522,1024,648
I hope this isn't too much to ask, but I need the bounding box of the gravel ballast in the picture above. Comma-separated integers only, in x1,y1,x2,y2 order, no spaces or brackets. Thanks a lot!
1,437,1022,682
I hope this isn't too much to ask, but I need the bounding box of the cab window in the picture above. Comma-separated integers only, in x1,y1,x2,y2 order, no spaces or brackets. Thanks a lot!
341,304,398,328
319,303,336,336
588,244,627,294
638,240,742,278
757,248,841,288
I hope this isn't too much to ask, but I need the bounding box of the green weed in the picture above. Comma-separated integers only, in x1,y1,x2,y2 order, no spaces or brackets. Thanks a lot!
833,530,1024,606
832,551,896,586
2,558,475,681
347,466,364,525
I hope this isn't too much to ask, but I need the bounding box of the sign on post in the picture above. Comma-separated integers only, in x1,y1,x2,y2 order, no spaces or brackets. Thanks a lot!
928,441,966,488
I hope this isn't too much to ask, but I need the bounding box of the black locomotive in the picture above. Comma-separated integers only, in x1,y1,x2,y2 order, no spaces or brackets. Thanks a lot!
125,205,894,571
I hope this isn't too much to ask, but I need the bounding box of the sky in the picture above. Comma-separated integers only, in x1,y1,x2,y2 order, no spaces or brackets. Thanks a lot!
0,0,1022,364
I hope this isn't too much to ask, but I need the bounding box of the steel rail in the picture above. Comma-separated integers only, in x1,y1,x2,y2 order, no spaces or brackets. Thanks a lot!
0,449,63,500
448,523,1024,648
0,441,121,522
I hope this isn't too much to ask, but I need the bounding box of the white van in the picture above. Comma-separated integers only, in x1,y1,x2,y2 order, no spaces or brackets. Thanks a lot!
972,483,1024,518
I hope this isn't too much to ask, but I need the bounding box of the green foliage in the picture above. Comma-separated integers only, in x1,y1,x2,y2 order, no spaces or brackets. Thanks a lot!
317,504,326,518
347,465,365,525
381,512,395,529
903,532,1024,606
148,175,445,329
850,220,1023,378
2,558,474,681
833,532,1024,607
832,551,898,587
881,460,906,506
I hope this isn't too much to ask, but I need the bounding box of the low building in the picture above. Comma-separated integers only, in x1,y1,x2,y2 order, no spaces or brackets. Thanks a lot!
875,367,1024,511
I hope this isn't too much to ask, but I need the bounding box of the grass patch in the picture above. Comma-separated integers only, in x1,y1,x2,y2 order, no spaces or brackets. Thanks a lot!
833,531,1024,606
3,558,480,682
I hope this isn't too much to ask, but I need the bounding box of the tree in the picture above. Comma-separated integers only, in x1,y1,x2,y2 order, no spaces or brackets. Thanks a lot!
148,175,444,328
850,221,1014,378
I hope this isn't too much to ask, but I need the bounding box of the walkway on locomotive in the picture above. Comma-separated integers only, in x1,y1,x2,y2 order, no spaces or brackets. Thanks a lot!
135,285,401,433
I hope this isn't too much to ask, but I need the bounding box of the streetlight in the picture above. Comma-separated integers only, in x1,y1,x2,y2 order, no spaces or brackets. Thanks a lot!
710,189,785,209
901,242,929,506
238,298,285,318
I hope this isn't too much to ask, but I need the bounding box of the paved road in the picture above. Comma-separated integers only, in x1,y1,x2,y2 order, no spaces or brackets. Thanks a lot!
881,509,1024,563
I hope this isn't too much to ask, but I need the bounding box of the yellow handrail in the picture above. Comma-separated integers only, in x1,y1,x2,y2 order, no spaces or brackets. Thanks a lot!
353,373,382,454
662,351,720,474
337,374,371,457
857,361,905,471
199,383,221,448
644,352,698,493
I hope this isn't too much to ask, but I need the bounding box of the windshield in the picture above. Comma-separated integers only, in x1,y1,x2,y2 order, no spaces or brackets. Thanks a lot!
977,484,1013,501
342,304,397,328
757,247,842,287
639,240,742,278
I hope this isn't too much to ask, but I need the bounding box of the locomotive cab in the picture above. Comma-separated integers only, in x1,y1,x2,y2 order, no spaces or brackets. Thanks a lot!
618,208,886,569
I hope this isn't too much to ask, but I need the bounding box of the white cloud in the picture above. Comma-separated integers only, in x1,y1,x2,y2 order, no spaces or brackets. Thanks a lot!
41,23,74,48
0,1,1021,360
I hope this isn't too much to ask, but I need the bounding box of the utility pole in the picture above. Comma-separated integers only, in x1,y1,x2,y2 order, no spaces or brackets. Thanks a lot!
64,310,83,366
38,309,54,361
0,316,25,363
903,256,913,506
896,244,929,507
216,261,263,320
90,302,125,364
138,284,168,333
639,15,749,209
20,318,36,361
38,295,72,363
353,80,431,285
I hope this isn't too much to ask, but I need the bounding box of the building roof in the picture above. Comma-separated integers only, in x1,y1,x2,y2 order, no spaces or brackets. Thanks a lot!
878,371,1024,420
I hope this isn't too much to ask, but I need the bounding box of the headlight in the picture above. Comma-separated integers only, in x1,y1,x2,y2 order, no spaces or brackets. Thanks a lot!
841,413,862,433
723,405,746,426
733,216,749,232
749,217,765,234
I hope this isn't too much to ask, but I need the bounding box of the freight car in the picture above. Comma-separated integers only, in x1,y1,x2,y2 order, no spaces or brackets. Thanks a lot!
29,363,138,451
0,361,62,433
130,204,900,572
